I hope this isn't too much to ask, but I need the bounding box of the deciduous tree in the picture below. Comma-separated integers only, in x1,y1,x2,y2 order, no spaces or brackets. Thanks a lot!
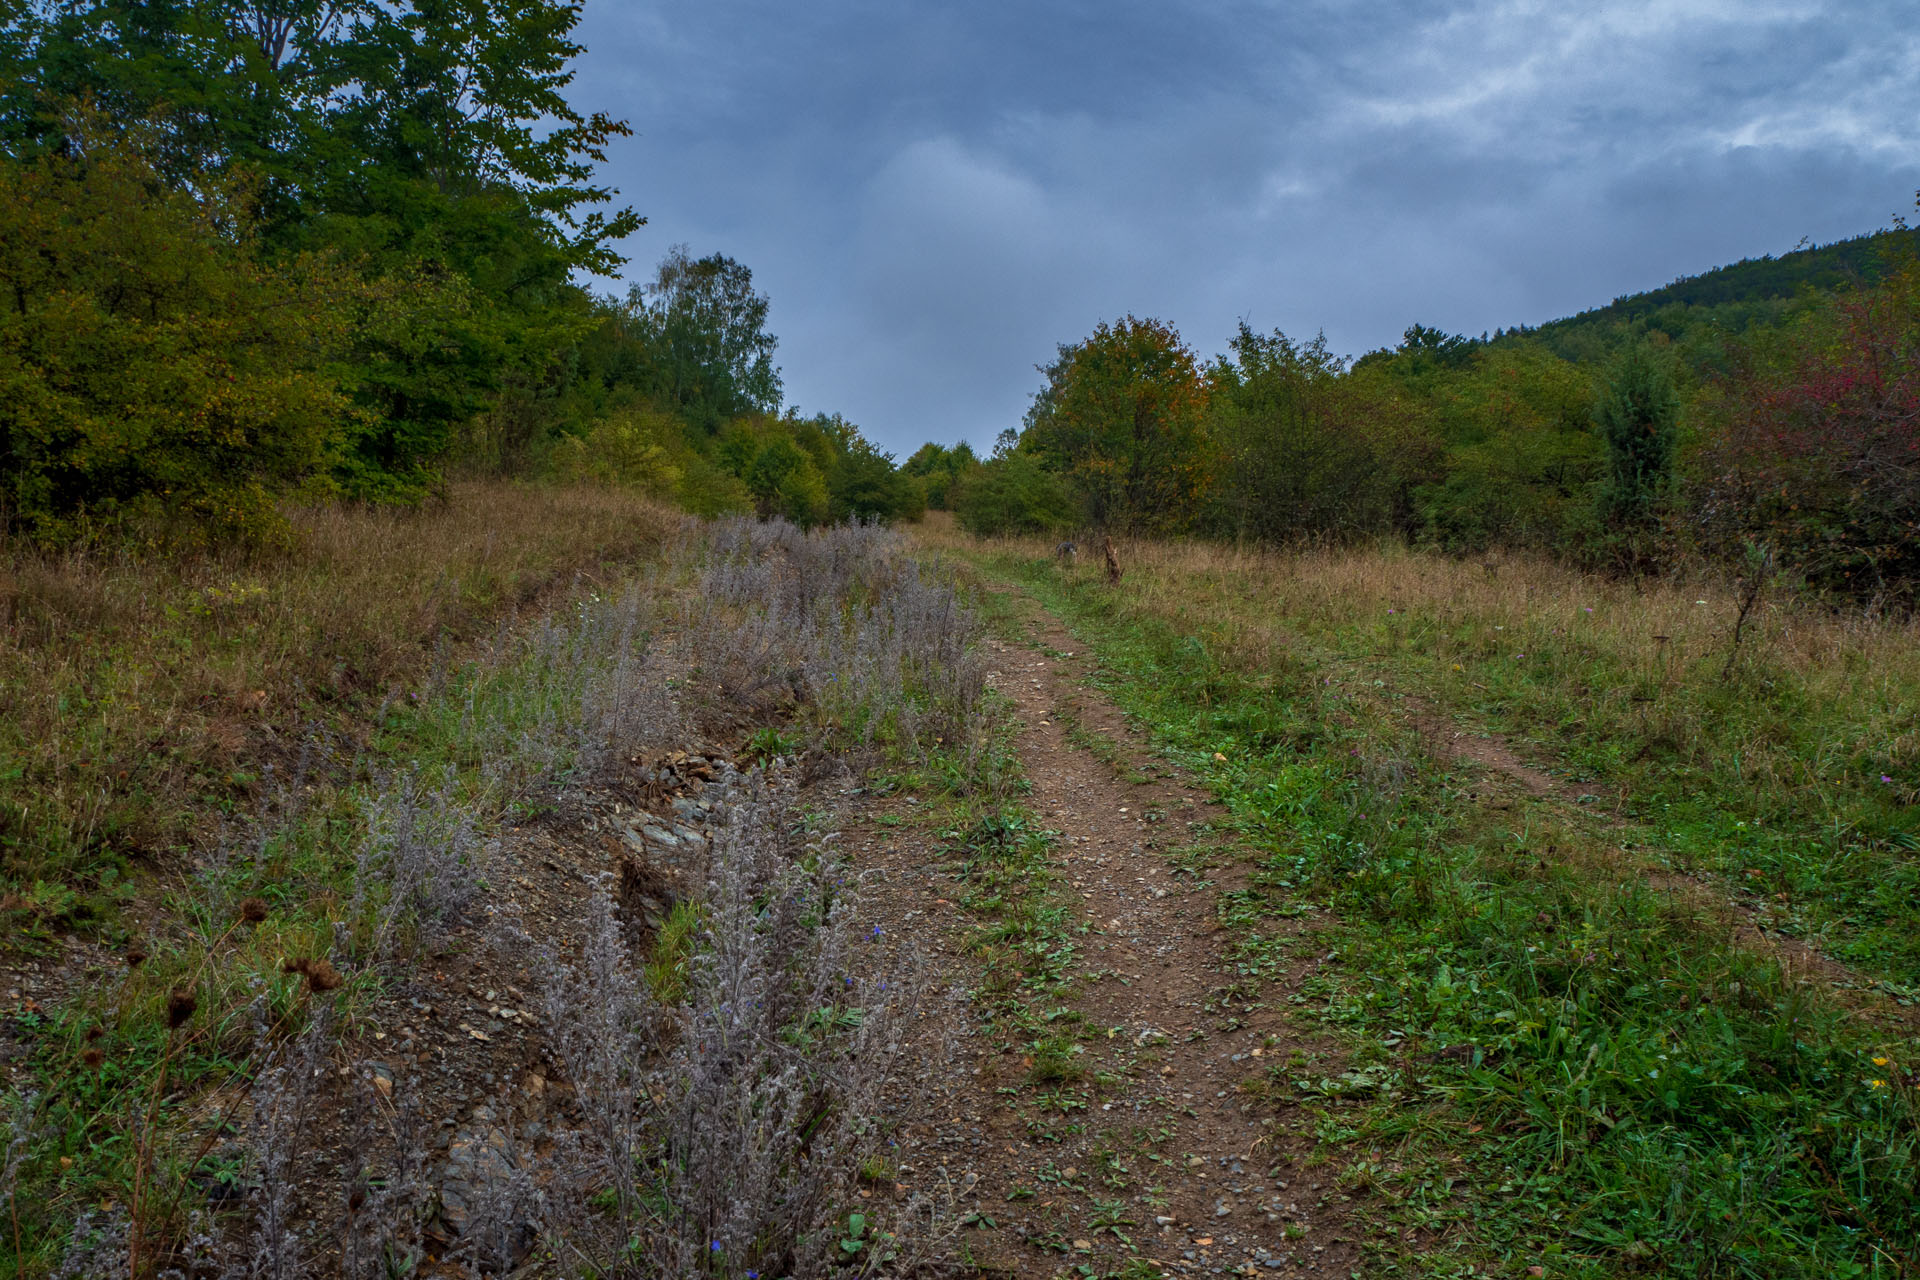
1021,316,1209,533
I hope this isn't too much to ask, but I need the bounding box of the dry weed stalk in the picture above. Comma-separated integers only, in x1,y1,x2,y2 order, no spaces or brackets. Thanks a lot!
689,517,987,764
543,780,947,1278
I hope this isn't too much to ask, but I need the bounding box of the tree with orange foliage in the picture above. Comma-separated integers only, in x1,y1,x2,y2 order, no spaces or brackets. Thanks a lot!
1021,316,1211,533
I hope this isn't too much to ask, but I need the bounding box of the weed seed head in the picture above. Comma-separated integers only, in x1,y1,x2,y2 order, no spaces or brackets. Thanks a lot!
284,957,344,992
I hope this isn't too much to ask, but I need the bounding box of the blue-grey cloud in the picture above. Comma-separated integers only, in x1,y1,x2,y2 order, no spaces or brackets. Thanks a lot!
570,0,1920,456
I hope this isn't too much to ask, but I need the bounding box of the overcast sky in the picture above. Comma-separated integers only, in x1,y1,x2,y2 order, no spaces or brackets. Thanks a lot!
571,1,1920,458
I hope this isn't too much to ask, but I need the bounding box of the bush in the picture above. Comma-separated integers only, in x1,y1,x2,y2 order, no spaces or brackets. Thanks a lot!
548,408,684,495
1205,324,1435,542
953,454,1078,536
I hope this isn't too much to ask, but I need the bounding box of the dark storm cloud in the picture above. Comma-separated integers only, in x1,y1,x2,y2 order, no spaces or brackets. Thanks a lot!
570,1,1920,455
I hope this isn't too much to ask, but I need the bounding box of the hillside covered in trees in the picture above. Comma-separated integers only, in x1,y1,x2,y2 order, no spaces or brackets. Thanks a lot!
0,0,921,548
939,219,1920,603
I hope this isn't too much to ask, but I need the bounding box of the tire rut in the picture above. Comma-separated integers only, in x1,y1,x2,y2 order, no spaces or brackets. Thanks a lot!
856,594,1364,1279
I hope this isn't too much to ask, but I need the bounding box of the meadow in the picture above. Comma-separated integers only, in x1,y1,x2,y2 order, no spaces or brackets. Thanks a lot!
924,515,1920,1277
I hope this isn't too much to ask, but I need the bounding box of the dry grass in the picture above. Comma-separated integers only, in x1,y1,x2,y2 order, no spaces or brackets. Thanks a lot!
0,481,676,932
921,515,1920,793
924,514,1920,694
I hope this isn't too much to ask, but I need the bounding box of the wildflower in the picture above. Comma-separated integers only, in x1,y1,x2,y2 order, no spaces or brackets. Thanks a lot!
1583,606,1592,613
1873,1056,1891,1067
1870,1078,1888,1089
1881,775,1894,784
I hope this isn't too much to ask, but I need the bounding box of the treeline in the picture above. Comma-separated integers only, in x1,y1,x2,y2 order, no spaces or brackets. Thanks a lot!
0,0,918,547
940,231,1920,603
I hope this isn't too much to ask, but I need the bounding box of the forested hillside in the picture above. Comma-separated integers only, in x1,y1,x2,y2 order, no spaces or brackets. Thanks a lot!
941,216,1920,603
1518,226,1920,360
0,0,919,548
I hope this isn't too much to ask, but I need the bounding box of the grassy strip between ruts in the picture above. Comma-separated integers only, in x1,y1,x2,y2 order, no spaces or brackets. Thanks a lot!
953,544,1919,1280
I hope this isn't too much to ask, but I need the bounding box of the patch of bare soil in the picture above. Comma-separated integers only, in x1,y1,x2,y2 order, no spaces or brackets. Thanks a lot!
850,602,1364,1279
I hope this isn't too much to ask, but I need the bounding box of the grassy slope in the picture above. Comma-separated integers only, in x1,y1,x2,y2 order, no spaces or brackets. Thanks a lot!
0,482,677,945
925,519,1918,1279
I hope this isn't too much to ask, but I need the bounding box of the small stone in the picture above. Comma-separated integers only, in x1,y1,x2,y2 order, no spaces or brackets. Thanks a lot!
1073,1239,1093,1251
371,1072,393,1100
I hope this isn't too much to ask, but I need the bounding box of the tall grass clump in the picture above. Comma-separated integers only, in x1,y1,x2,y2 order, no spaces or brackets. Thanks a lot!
0,480,674,945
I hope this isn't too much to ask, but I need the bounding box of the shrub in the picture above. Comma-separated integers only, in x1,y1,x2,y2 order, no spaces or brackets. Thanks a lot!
1205,323,1437,542
953,454,1078,536
549,407,685,495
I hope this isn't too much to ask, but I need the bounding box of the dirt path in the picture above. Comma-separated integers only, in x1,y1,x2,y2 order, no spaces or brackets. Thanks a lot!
851,593,1363,1279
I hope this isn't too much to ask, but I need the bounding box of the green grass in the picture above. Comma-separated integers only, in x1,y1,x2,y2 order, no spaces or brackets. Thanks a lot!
1330,599,1920,988
955,545,1920,1280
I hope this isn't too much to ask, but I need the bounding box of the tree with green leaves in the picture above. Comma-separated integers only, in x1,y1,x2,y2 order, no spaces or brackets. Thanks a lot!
0,126,377,543
627,246,782,432
2,0,644,499
902,440,978,510
1595,342,1679,527
1020,316,1210,533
